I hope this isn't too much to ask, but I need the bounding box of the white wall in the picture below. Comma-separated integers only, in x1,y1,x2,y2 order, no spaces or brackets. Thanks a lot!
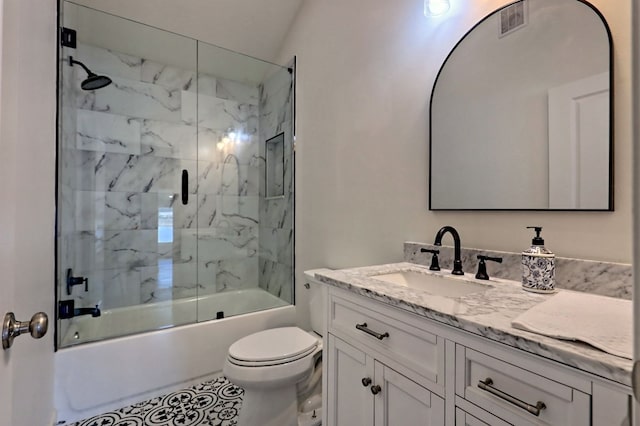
278,0,631,326
69,0,302,64
64,2,279,85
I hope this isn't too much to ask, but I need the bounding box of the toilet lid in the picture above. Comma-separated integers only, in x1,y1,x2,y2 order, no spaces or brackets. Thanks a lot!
228,327,318,363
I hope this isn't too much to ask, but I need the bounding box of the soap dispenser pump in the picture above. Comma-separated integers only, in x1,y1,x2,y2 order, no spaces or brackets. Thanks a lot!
521,226,556,293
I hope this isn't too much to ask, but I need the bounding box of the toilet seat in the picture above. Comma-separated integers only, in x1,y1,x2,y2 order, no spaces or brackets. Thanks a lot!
229,344,318,367
228,327,319,366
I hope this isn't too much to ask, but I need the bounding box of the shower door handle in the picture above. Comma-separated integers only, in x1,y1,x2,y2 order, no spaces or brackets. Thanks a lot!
181,170,188,205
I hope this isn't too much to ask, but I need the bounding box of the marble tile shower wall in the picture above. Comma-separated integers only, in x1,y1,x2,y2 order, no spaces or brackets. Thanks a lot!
61,43,262,309
257,66,294,303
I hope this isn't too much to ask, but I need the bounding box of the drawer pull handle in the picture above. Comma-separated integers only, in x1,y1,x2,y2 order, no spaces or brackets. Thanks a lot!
478,378,546,417
370,385,382,395
361,377,372,386
355,323,389,340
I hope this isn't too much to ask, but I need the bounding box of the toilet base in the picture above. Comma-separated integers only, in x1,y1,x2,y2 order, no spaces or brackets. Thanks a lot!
238,385,298,426
298,408,322,426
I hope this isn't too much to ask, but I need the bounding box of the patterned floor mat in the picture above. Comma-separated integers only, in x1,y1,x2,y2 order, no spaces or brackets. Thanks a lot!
66,376,243,426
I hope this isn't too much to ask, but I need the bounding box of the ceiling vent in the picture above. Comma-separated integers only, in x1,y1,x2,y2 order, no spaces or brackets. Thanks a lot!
500,1,527,37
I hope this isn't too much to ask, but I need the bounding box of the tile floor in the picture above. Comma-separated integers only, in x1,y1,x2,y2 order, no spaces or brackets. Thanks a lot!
66,376,243,426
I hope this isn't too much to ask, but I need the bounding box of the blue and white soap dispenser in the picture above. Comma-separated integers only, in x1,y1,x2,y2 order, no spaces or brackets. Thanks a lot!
521,226,556,293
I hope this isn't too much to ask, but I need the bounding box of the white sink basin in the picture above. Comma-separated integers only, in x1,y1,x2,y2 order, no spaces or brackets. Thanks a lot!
371,270,492,297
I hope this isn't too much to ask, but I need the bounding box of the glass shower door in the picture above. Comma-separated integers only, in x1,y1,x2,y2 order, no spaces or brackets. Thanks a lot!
57,2,296,347
57,2,199,346
195,41,294,322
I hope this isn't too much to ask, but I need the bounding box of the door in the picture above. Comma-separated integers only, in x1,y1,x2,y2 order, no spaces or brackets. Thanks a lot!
0,1,57,425
373,361,445,426
548,72,610,209
326,335,374,426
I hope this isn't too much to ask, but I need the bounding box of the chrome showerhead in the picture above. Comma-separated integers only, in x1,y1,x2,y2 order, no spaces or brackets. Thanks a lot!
69,56,112,91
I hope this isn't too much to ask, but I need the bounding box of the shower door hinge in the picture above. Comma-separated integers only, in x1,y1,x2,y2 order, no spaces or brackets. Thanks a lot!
61,27,77,48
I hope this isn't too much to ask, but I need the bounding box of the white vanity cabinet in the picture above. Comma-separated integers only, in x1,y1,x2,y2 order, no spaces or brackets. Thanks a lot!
327,335,445,425
323,286,633,426
326,335,373,425
372,359,445,425
455,344,590,425
455,343,632,426
591,381,633,426
325,290,446,425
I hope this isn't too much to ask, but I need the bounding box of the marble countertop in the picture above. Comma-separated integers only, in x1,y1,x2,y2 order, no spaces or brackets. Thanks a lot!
315,262,633,387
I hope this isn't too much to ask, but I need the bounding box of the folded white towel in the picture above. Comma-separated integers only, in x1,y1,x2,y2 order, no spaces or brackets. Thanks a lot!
511,291,632,360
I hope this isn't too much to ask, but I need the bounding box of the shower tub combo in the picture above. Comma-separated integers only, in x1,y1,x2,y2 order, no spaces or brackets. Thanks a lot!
55,289,296,423
56,3,295,424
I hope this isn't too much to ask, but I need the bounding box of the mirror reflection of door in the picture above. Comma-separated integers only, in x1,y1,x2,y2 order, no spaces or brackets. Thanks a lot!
548,72,610,209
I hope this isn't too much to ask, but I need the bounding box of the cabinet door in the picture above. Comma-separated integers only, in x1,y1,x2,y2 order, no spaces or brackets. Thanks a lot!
327,334,374,426
592,381,632,426
373,361,445,426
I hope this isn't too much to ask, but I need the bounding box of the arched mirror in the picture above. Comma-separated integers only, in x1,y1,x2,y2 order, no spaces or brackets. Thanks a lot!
429,0,612,210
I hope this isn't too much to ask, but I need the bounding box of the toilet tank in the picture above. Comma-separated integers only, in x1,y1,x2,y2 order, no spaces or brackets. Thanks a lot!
303,269,330,337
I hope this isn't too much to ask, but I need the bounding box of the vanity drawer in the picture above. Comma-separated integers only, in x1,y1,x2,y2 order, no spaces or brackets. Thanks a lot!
455,345,590,425
328,290,445,392
455,407,509,426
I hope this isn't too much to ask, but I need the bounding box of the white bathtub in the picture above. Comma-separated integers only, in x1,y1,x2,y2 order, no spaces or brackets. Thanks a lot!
54,288,297,424
59,288,289,346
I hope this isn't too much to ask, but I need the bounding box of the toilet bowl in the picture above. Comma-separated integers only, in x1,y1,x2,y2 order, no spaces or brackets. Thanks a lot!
224,327,321,426
223,269,328,426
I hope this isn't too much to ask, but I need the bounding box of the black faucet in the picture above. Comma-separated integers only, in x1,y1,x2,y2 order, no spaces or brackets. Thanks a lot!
433,226,464,275
58,300,101,319
74,305,101,318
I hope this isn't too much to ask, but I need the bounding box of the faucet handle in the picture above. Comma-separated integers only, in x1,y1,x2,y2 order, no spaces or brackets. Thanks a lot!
478,255,503,263
475,255,503,280
420,248,441,271
66,268,89,295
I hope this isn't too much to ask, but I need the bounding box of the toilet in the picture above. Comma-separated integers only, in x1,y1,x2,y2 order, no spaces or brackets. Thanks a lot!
223,269,328,426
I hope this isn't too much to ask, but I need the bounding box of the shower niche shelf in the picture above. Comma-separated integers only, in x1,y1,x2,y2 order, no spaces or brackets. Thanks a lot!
265,132,285,200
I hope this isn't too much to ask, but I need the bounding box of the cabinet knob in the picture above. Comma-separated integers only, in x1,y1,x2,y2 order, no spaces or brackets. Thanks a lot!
370,385,382,395
361,377,372,387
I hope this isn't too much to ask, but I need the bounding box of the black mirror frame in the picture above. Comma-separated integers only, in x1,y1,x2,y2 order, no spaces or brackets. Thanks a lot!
428,0,614,211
